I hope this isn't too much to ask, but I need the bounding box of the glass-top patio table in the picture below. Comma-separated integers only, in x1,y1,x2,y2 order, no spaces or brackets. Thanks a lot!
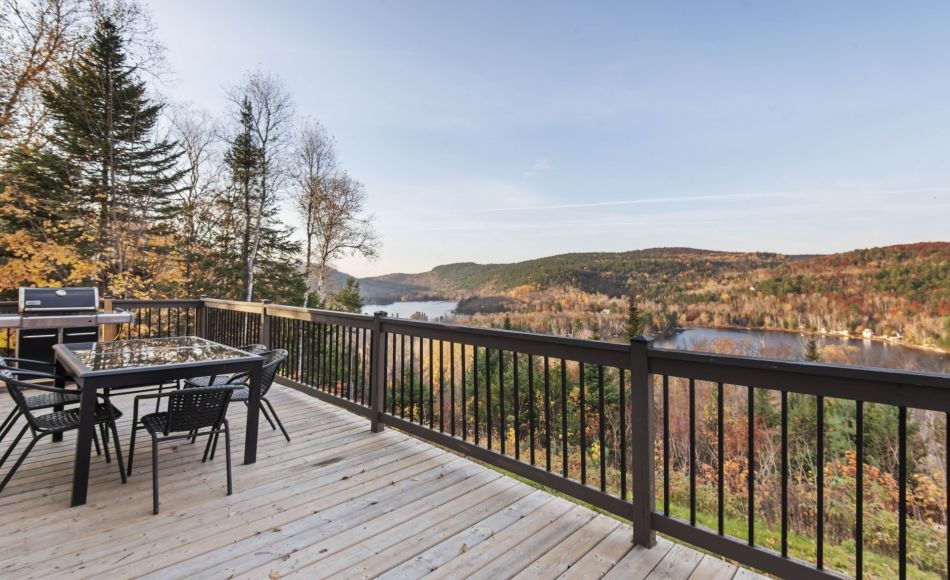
52,336,265,507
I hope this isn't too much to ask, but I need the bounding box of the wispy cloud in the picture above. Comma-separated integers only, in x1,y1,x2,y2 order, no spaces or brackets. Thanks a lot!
476,192,784,213
523,158,552,178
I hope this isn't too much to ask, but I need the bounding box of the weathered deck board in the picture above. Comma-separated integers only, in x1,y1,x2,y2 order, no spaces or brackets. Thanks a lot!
0,385,764,579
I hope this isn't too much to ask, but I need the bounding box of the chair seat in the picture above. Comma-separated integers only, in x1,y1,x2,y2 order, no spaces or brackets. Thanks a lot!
140,412,169,435
228,387,250,402
184,375,238,388
24,391,81,411
33,403,123,433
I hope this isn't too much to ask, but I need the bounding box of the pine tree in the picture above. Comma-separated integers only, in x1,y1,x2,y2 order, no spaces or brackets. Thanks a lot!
214,96,305,303
622,295,644,341
35,16,184,295
805,338,821,362
219,96,264,294
333,277,363,312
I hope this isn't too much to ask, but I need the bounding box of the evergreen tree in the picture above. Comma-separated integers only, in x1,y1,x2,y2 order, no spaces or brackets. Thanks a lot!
333,277,363,312
216,96,263,294
622,295,644,340
214,96,305,303
804,338,821,362
35,17,184,295
503,314,512,330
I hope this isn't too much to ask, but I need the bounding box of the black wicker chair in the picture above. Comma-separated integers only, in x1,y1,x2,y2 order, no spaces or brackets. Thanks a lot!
148,344,269,414
186,349,290,446
0,357,107,455
183,344,269,388
127,385,238,514
0,367,125,495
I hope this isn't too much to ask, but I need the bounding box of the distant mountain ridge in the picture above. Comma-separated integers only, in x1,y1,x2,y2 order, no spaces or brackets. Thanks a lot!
331,243,947,306
341,247,806,303
330,242,948,349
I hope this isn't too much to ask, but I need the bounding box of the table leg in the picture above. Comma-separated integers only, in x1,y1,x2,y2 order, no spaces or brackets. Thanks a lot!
53,358,66,442
243,362,263,465
70,380,97,506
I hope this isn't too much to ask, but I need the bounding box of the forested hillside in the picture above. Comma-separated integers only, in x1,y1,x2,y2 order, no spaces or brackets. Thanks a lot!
359,243,950,350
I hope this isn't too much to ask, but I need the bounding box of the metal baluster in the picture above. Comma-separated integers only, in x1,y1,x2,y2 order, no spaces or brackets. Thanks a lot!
461,344,467,441
499,349,505,455
513,352,520,460
399,335,412,421
620,369,627,500
390,333,397,414
474,346,479,445
429,338,434,428
689,378,696,525
543,356,552,472
748,385,755,546
528,354,536,466
781,390,788,556
486,348,492,451
717,381,724,534
449,342,455,436
599,365,606,492
856,400,864,578
438,340,444,432
561,359,568,478
664,375,670,517
580,362,586,485
899,406,907,580
817,395,824,568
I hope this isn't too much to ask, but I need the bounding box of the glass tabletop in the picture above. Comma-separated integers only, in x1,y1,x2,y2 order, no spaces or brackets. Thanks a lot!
63,336,255,372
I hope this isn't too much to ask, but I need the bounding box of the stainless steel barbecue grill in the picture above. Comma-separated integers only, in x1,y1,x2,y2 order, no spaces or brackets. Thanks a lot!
0,287,134,370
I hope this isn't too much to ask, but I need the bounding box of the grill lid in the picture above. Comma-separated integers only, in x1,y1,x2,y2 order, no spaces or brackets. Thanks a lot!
19,287,99,313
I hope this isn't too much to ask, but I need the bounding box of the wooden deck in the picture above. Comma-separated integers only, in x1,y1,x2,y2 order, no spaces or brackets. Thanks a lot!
0,385,763,579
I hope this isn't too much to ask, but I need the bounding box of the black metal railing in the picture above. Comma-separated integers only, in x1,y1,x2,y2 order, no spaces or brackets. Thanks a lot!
109,299,201,340
18,296,941,579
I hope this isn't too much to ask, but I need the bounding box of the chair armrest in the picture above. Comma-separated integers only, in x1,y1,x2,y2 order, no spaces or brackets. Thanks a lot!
226,372,250,384
131,391,173,431
1,356,55,369
4,368,68,381
12,381,81,396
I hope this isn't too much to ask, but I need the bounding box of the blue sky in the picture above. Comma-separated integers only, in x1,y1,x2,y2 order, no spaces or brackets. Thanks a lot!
151,1,950,276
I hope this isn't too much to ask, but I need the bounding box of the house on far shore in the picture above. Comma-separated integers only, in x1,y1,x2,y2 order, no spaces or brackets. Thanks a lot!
862,328,874,339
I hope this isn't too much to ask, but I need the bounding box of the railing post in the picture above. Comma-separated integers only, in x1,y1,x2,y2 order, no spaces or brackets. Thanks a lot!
197,296,209,338
101,296,118,341
260,300,272,348
370,311,387,432
630,336,657,547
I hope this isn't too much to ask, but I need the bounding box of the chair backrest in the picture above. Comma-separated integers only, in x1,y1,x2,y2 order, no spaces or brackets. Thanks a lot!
165,386,235,433
239,344,269,355
0,366,45,430
259,349,288,396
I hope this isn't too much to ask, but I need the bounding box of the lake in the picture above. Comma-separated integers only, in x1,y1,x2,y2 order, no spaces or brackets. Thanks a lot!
654,327,949,374
361,301,948,373
362,300,458,320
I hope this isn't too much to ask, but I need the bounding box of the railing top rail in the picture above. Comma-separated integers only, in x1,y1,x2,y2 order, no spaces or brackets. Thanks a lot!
650,345,950,411
264,303,374,329
650,346,948,388
109,298,203,307
382,316,631,369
